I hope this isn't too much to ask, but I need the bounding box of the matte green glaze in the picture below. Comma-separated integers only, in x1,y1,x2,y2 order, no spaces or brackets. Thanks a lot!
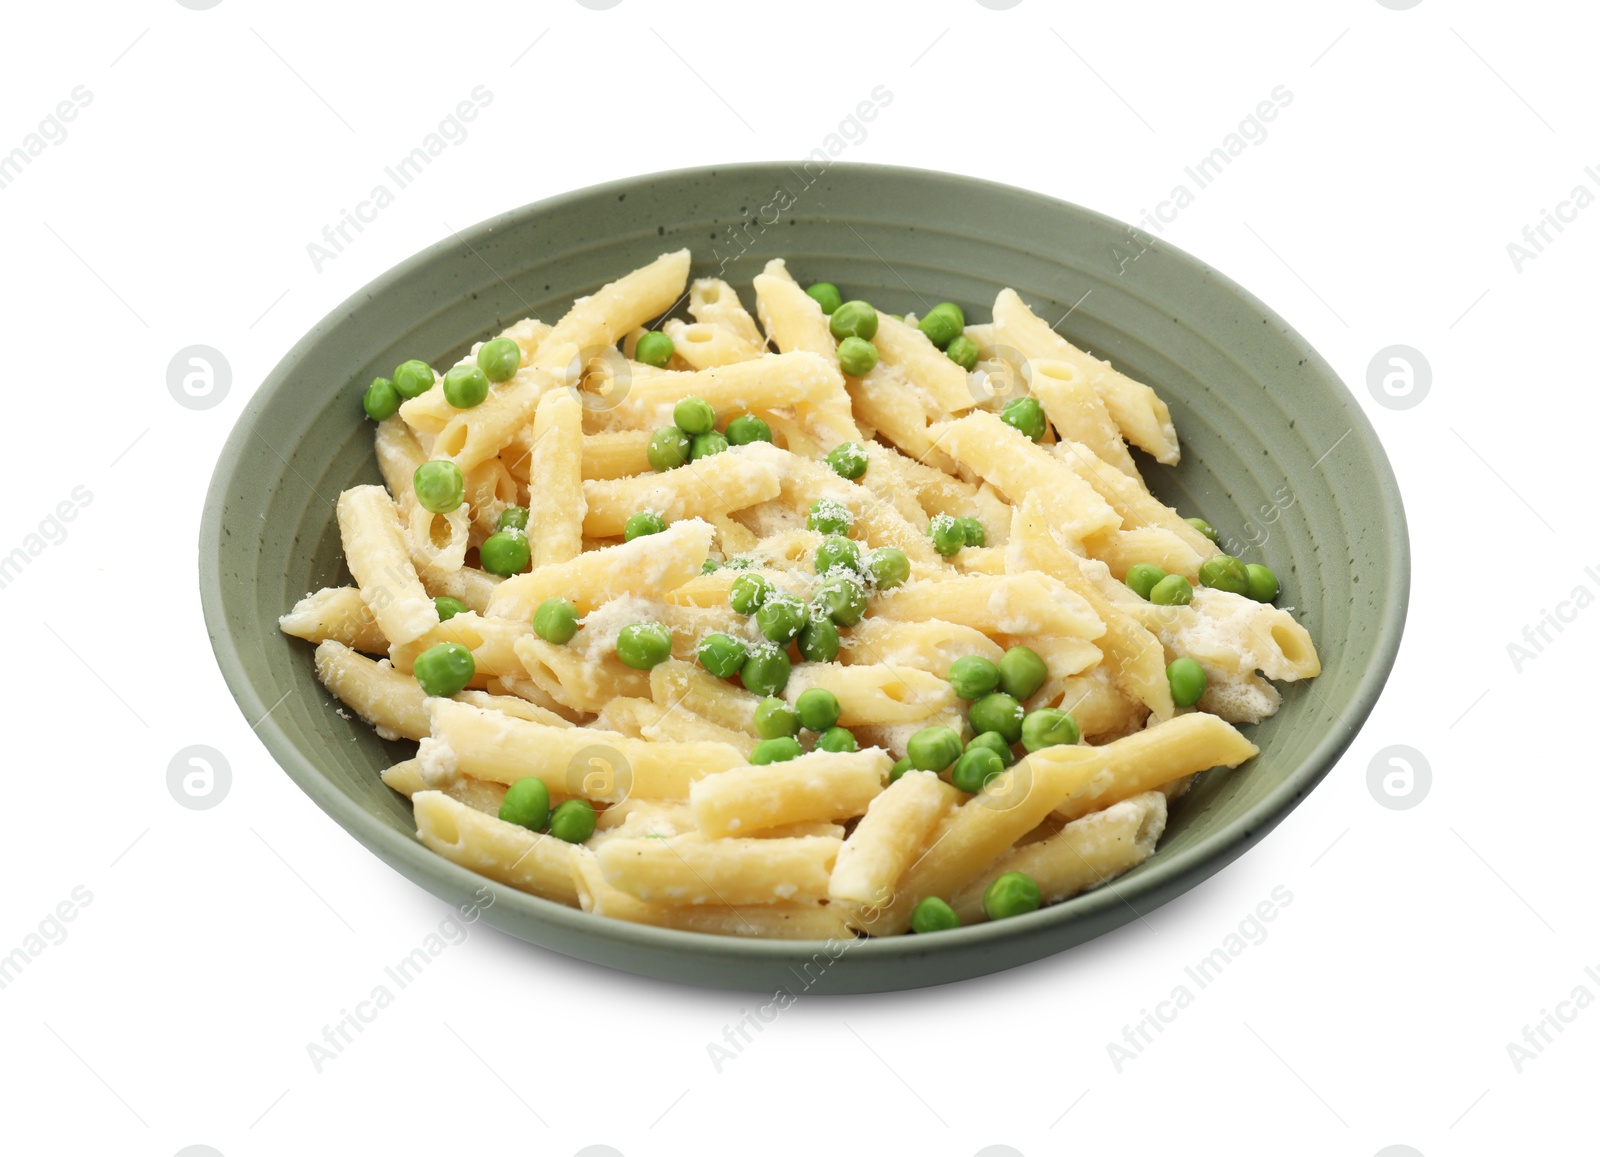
200,164,1408,992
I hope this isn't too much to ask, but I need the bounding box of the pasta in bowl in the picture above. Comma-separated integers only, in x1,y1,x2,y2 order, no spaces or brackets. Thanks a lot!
204,163,1405,991
277,248,1323,942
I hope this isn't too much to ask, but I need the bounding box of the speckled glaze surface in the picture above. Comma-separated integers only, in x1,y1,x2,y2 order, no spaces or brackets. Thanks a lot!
200,163,1408,993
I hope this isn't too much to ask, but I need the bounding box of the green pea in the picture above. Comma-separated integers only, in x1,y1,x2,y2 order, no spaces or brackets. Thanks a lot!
1021,707,1080,752
413,642,475,697
983,871,1042,920
498,777,550,832
928,514,965,557
1149,574,1194,606
624,511,668,542
725,413,773,445
392,359,435,398
442,363,489,409
951,746,1004,793
1245,563,1279,603
616,622,672,670
548,798,597,844
533,598,579,644
673,394,716,435
363,376,400,421
945,335,979,370
476,337,522,382
795,687,841,732
413,460,465,514
740,647,792,697
434,595,469,622
754,696,801,740
998,646,1048,701
812,574,867,626
798,616,840,663
702,558,721,575
956,517,986,548
837,335,879,377
690,431,729,460
867,547,910,590
828,299,878,342
947,655,1001,700
907,725,963,773
807,499,853,537
479,529,531,576
825,442,868,480
648,426,691,472
889,756,914,783
1000,396,1047,441
1125,563,1167,600
496,505,529,532
1185,516,1219,542
910,896,960,933
966,730,1016,767
969,692,1024,744
806,282,843,314
749,736,803,765
930,301,965,329
755,594,806,644
697,632,747,678
815,726,858,753
723,556,754,569
815,535,861,575
636,331,676,369
729,573,773,615
917,305,963,350
1167,657,1207,708
1198,555,1250,595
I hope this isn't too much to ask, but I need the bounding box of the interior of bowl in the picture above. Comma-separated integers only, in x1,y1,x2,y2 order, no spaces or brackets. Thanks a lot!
202,163,1408,992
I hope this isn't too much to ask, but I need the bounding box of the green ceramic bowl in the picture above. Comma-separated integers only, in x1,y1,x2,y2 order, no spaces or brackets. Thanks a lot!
201,163,1407,992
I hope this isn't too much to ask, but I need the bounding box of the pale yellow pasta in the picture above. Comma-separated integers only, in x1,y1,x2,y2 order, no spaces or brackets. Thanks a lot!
594,833,840,906
279,586,387,653
829,770,957,908
648,660,758,735
288,253,1324,940
413,791,581,905
388,612,532,684
612,351,844,427
381,759,508,814
783,663,957,726
688,277,767,349
1086,526,1206,582
1054,439,1217,558
581,442,787,537
838,618,1004,676
927,411,1120,543
690,748,890,838
662,318,762,369
1051,711,1259,821
571,853,852,939
1009,492,1174,721
532,249,692,377
992,287,1179,464
512,634,651,713
872,311,979,414
871,572,1105,641
486,517,714,619
336,485,438,646
952,792,1168,922
857,748,1091,935
529,389,585,565
422,698,743,800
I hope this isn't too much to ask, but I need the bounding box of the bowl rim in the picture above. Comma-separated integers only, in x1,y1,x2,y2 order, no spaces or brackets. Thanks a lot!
200,160,1410,970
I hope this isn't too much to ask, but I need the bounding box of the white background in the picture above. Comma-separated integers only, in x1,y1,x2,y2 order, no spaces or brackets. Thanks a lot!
1,1,1593,1154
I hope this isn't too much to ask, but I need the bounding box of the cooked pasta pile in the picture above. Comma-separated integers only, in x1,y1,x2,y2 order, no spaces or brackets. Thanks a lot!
279,251,1321,939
